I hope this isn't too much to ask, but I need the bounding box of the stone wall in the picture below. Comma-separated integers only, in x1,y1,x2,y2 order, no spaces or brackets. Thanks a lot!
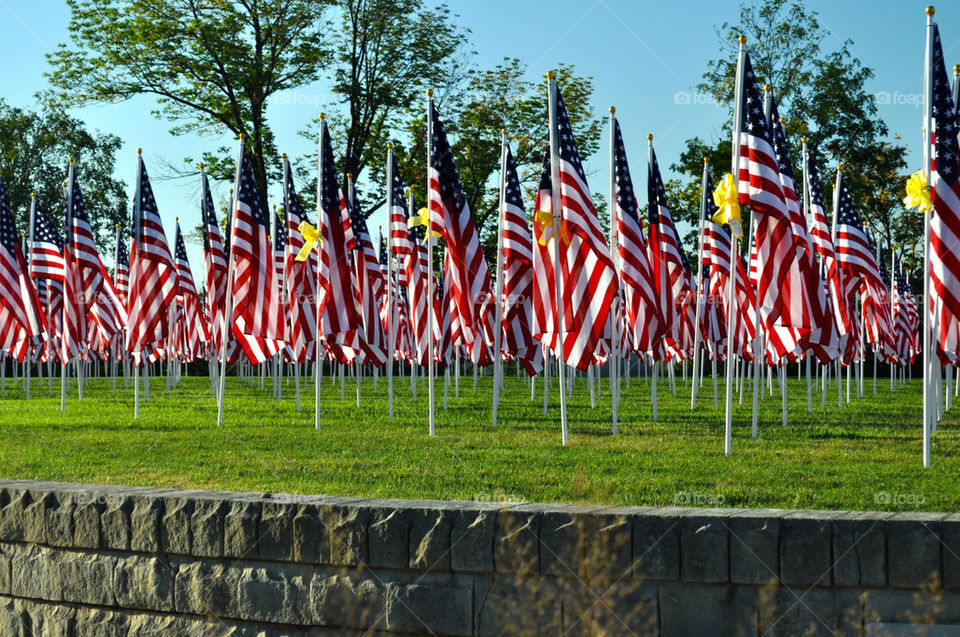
0,479,957,635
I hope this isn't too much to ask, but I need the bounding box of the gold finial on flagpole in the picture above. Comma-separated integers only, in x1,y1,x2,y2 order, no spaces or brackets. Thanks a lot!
281,153,286,159
703,157,709,164
387,143,393,149
426,89,433,97
738,35,747,45
319,113,325,120
546,71,556,80
801,138,807,144
927,6,935,16
199,163,204,170
609,106,615,114
501,128,507,136
68,156,74,163
764,84,771,93
647,134,653,140
346,173,353,180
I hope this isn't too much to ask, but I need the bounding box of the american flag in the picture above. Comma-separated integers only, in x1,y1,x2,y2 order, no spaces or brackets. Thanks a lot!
930,24,960,331
31,204,66,281
647,144,688,358
612,118,661,355
736,53,806,356
62,166,99,361
499,144,542,375
229,152,287,363
389,161,434,366
0,175,45,352
114,231,130,306
345,179,387,365
174,221,210,359
834,173,885,293
281,157,317,363
200,169,228,356
428,100,495,365
125,155,176,362
700,172,757,361
531,85,618,370
315,120,361,361
805,150,850,337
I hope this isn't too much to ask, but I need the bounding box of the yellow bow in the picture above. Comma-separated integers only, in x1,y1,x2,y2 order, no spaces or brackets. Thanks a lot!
533,209,571,246
903,169,932,214
295,221,320,262
712,172,743,239
407,207,441,243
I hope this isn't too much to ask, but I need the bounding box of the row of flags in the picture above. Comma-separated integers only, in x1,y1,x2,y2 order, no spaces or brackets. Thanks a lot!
0,56,927,448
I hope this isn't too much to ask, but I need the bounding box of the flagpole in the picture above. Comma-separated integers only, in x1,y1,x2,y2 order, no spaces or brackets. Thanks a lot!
922,5,934,467
492,130,508,427
61,165,76,412
691,157,709,410
217,134,245,427
801,139,814,413
24,196,37,399
648,135,660,423
313,116,327,431
724,35,747,456
426,89,436,437
386,144,396,419
547,71,569,445
608,108,620,432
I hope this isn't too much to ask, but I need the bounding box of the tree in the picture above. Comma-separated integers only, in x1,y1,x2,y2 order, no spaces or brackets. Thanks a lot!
46,0,335,212
670,0,908,266
0,100,126,252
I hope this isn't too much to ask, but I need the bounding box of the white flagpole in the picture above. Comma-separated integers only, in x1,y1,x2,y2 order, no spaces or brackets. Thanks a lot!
801,140,814,414
724,35,747,456
492,130,508,427
217,135,245,427
426,90,436,437
346,173,362,409
547,71,569,445
648,135,661,423
385,144,396,420
25,197,37,400
691,156,709,410
314,116,328,431
922,6,934,467
408,189,419,401
61,165,76,412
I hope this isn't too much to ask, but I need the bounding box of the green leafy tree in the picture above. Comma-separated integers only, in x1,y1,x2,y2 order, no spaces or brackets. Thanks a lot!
46,0,335,211
670,0,908,268
0,100,126,252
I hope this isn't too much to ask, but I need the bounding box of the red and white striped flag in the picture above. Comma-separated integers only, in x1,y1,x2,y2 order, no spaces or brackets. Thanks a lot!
0,176,45,354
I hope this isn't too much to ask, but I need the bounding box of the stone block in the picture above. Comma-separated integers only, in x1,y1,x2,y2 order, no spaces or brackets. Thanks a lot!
781,511,833,586
23,492,51,544
409,505,452,571
581,508,632,580
44,494,76,548
451,506,497,572
494,507,539,574
73,497,106,549
680,510,729,583
632,507,681,581
0,597,18,636
175,559,240,618
10,545,55,600
326,503,370,566
539,505,594,577
833,511,890,587
367,505,409,569
160,496,194,555
73,606,128,637
387,580,473,635
943,514,960,589
60,551,116,606
865,588,960,625
474,574,564,636
888,513,944,588
0,490,30,542
310,571,387,630
292,504,327,564
101,496,133,551
259,500,295,561
190,500,227,558
237,564,312,625
759,587,862,637
562,579,658,637
29,601,78,636
130,497,163,553
225,500,261,559
114,555,175,612
729,509,782,585
0,545,9,595
660,583,739,637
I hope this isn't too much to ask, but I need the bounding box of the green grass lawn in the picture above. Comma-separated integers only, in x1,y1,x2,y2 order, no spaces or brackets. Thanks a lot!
0,364,956,512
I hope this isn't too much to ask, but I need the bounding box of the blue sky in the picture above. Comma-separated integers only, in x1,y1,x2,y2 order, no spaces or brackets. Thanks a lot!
0,0,954,271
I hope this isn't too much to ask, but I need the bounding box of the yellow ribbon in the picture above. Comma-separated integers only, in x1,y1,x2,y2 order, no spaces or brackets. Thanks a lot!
533,210,571,247
295,221,320,262
903,169,932,214
407,207,441,243
712,172,743,239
